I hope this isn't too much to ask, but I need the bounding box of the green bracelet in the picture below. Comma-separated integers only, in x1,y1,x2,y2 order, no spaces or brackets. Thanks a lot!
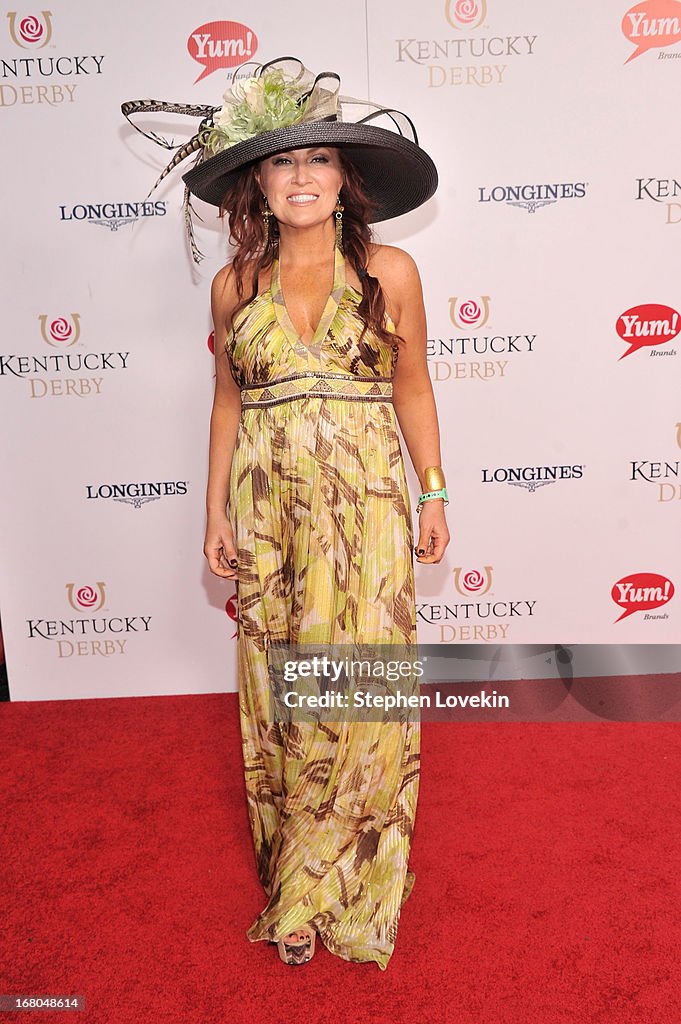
416,487,449,512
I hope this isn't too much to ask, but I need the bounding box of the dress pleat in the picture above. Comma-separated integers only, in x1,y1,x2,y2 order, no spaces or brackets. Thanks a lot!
227,246,420,969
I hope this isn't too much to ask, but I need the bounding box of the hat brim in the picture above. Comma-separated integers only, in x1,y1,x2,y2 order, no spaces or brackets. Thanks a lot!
181,120,438,222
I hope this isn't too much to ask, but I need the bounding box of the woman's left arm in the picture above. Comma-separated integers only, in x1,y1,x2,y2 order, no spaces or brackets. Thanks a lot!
382,247,451,565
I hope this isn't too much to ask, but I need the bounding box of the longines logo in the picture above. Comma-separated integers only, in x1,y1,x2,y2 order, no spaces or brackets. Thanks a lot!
429,295,537,382
188,20,257,83
1,11,105,108
85,481,189,509
27,582,152,658
395,0,537,88
622,0,681,63
612,572,674,622
0,313,130,399
59,200,167,231
481,465,585,491
635,177,681,224
616,303,680,358
629,423,681,501
478,182,588,213
417,565,537,642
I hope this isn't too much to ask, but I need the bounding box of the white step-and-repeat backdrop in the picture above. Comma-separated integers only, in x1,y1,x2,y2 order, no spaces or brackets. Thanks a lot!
1,1,679,700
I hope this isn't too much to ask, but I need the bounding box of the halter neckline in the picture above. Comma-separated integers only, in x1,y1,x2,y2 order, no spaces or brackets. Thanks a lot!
271,246,346,356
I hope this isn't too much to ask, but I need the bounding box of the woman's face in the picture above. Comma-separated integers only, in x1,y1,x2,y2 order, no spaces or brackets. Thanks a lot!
256,146,343,231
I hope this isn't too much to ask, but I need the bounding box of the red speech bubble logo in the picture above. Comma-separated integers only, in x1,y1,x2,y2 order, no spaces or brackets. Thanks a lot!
622,0,681,63
187,21,257,84
616,303,680,358
612,572,674,622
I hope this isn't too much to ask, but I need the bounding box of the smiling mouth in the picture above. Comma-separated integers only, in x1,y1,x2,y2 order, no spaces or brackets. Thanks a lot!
287,194,319,204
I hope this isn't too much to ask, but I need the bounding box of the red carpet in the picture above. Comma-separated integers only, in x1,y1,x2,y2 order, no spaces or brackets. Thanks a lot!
2,692,680,1023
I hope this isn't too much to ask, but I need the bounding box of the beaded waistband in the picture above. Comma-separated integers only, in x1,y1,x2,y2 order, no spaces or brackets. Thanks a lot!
240,371,393,409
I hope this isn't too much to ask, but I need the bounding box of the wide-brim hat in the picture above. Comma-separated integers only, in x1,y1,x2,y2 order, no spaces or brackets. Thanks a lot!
121,56,438,261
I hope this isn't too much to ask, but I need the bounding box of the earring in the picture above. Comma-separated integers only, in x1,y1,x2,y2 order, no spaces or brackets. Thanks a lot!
335,195,344,253
262,194,272,225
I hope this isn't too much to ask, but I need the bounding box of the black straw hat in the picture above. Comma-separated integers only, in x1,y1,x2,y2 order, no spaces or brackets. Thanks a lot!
121,56,438,262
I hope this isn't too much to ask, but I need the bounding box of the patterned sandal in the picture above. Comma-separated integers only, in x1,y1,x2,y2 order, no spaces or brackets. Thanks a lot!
276,926,316,966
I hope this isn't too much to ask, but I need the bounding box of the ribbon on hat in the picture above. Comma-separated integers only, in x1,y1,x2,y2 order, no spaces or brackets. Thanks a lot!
121,56,421,264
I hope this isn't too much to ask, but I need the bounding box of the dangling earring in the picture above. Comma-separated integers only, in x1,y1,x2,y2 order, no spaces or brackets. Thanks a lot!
262,194,273,233
335,195,344,253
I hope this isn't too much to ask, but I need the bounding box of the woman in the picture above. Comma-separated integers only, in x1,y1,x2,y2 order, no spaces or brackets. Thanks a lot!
123,57,450,969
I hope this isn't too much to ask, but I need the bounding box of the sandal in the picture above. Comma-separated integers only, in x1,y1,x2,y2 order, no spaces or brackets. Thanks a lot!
276,926,316,966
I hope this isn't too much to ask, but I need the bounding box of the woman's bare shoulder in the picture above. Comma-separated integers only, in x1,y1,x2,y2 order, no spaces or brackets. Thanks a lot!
211,257,264,321
366,244,423,323
366,243,421,288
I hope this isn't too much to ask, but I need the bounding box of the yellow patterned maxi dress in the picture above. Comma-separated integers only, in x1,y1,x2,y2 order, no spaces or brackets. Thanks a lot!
226,244,420,970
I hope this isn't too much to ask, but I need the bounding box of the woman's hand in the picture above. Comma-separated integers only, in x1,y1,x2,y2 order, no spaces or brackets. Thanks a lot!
204,512,239,579
414,500,450,564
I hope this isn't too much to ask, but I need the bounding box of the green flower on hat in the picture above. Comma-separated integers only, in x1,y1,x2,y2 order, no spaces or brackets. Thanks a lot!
200,69,310,156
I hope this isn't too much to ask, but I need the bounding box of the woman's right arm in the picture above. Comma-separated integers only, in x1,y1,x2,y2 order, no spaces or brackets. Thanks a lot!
204,265,243,579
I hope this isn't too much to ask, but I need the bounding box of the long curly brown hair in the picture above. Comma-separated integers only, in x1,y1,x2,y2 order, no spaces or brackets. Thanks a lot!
218,150,403,348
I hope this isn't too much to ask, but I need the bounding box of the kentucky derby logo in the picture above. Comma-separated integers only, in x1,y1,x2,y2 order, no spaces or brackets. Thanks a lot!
622,0,681,62
616,303,680,358
38,314,80,347
66,582,106,612
612,572,674,621
27,584,152,655
188,21,257,83
445,0,487,29
634,176,681,224
449,297,490,329
6,10,53,47
453,567,493,596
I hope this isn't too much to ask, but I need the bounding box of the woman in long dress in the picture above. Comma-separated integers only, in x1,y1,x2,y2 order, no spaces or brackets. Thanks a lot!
201,64,450,970
123,56,449,969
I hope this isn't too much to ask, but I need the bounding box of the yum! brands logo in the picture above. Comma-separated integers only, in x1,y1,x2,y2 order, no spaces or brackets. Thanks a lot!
612,572,675,622
225,593,238,639
445,0,487,29
616,303,680,358
6,10,53,47
622,0,681,62
187,21,258,83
